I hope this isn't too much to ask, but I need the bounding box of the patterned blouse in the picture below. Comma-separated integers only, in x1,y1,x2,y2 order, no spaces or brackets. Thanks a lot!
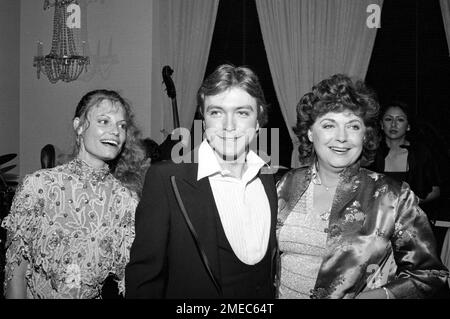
1,158,138,299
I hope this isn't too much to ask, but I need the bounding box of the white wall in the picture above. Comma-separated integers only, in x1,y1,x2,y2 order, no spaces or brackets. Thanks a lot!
19,0,153,177
0,0,20,176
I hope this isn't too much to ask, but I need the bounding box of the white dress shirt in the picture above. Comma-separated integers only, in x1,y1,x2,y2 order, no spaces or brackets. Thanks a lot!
197,140,271,265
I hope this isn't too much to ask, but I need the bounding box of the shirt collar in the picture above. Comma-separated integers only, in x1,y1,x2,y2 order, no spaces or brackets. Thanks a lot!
197,139,267,182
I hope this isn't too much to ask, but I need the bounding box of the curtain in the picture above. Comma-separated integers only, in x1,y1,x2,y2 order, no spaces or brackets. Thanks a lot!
256,0,382,168
440,0,450,56
150,0,219,142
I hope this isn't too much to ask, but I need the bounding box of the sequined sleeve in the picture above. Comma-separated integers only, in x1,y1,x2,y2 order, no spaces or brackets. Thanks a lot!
1,174,44,290
112,189,138,296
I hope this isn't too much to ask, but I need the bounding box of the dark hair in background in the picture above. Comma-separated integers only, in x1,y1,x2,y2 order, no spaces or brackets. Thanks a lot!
141,137,161,162
40,144,56,169
381,100,413,120
294,74,380,164
197,64,269,127
73,89,148,196
382,100,450,191
380,100,416,141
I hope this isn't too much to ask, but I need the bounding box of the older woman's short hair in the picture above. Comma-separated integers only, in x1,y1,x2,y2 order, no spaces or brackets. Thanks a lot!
197,64,269,127
294,74,380,164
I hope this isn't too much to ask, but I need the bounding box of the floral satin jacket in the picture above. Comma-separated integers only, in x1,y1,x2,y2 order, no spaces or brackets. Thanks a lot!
1,159,138,299
276,161,448,299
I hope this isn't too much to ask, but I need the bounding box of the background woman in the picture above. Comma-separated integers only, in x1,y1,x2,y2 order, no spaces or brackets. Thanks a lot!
370,101,441,207
2,89,147,298
276,74,448,299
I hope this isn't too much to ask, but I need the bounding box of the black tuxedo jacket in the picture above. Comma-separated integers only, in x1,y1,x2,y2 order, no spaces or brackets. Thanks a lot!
125,160,278,298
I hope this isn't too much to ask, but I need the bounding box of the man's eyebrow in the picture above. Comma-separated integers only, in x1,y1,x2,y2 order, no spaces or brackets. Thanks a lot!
235,105,254,110
205,105,254,111
205,105,223,111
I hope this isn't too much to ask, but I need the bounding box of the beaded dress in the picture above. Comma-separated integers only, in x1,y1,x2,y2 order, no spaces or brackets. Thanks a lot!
2,158,138,298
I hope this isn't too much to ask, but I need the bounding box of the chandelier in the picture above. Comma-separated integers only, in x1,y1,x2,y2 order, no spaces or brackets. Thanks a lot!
34,0,89,83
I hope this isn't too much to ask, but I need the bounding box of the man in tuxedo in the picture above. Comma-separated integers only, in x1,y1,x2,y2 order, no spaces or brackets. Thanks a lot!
125,64,278,298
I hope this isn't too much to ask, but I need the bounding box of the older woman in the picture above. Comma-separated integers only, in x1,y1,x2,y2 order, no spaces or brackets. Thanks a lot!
276,74,448,299
2,89,147,298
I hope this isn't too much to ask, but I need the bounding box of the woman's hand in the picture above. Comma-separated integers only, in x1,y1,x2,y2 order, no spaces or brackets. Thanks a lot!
421,186,440,204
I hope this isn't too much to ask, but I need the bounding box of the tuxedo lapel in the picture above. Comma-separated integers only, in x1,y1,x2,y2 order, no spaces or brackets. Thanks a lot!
173,164,222,290
259,172,277,238
259,171,279,294
173,163,278,296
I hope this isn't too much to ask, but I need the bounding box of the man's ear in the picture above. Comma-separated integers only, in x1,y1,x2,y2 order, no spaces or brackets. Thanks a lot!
73,118,82,135
307,129,313,142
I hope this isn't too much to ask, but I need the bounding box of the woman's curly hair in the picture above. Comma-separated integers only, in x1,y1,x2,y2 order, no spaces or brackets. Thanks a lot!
73,89,149,197
294,74,380,165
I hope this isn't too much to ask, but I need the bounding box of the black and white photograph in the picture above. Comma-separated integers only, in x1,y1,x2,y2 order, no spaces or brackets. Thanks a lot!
0,0,450,314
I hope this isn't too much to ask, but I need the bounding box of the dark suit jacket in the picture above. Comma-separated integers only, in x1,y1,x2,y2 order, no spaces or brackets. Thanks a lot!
125,160,278,298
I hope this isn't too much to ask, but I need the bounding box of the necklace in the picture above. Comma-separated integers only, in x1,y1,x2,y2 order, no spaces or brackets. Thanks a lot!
319,183,338,192
314,164,339,191
319,210,331,221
